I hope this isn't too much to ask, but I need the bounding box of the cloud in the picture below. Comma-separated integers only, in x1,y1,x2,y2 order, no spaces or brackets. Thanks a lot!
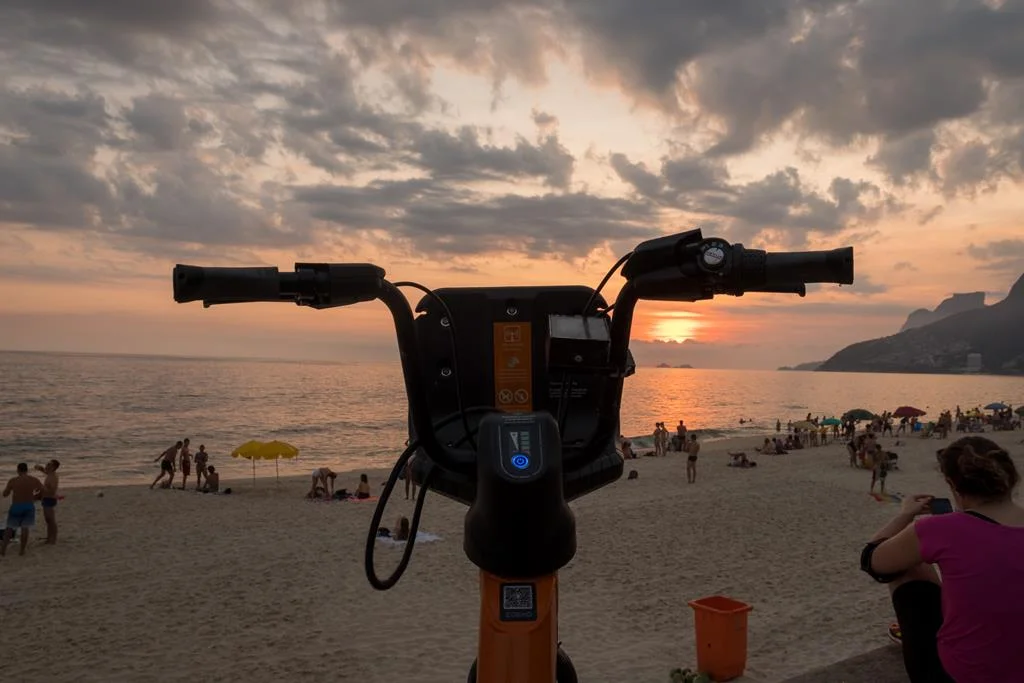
610,154,897,246
893,261,918,272
2,0,1024,271
966,238,1024,273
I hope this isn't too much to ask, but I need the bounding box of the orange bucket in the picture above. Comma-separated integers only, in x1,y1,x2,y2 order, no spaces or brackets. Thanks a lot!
688,595,753,681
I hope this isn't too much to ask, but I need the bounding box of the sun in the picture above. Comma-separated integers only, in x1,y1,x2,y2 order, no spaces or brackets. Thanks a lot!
649,311,704,343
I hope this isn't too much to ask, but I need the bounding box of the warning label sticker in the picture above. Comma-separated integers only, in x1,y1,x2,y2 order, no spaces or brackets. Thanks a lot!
493,322,532,412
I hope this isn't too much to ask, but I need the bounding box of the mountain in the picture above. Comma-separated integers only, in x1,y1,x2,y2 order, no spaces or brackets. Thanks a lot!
900,292,986,332
778,361,824,371
818,274,1024,375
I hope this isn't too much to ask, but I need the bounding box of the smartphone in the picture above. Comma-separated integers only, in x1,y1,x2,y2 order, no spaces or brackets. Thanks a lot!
929,498,954,515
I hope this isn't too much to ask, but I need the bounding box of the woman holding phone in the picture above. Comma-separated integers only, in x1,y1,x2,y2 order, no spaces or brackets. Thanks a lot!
859,436,1024,683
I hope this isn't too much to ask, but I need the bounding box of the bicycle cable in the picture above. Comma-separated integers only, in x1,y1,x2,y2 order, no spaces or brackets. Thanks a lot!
581,251,633,316
364,406,500,591
393,281,476,451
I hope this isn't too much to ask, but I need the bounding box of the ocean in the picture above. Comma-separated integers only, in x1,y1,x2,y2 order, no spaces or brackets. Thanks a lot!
1,350,1020,486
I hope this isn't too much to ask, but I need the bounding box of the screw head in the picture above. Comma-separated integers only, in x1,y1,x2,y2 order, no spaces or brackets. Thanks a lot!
440,367,452,377
440,316,450,328
506,306,518,316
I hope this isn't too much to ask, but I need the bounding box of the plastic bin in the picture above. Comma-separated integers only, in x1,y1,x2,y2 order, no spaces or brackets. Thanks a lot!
688,595,753,681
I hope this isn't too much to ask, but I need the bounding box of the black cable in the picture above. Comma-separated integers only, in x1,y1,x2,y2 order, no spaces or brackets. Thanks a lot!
364,406,499,591
581,251,633,315
392,281,476,451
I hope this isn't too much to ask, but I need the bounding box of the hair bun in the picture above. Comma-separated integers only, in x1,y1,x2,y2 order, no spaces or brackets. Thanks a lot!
940,437,1019,500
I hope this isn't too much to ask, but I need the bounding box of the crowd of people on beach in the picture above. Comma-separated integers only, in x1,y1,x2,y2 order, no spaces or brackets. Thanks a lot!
150,438,222,493
618,420,703,482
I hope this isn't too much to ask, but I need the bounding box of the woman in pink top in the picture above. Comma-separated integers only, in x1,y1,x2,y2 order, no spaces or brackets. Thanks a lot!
860,436,1024,682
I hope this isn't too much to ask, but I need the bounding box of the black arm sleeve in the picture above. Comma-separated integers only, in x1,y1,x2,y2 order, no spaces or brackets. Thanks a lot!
860,539,907,583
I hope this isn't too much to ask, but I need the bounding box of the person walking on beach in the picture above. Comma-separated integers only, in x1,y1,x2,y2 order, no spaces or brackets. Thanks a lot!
871,447,890,495
33,459,60,544
685,433,700,484
2,463,43,557
151,441,181,489
194,444,209,491
178,438,192,490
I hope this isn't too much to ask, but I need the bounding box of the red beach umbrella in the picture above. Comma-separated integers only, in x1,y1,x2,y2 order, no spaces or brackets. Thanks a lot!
893,406,926,418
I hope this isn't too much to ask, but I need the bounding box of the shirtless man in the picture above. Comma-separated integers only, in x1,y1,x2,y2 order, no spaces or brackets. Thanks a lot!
685,433,701,484
178,438,192,490
309,467,337,499
193,444,209,491
151,441,181,489
2,463,43,557
33,459,61,544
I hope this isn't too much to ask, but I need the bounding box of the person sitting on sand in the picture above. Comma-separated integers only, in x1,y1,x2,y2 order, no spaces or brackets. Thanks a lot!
202,466,220,493
33,459,60,545
355,474,371,499
860,436,1024,683
309,467,337,500
2,463,43,557
761,438,777,455
150,441,181,490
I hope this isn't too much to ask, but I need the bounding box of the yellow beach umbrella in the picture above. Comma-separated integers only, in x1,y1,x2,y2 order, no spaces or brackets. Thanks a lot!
231,440,300,484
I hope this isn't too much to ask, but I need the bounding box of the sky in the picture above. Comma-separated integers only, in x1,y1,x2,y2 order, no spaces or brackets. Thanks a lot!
1,0,1024,369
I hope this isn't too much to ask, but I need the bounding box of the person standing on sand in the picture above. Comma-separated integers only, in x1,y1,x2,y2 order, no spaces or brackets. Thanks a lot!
685,433,700,484
404,452,418,500
2,463,43,557
309,467,337,499
193,444,209,491
34,459,60,544
178,438,192,490
151,441,181,489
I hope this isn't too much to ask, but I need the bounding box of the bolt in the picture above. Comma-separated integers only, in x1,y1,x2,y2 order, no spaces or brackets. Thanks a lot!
506,306,518,316
574,355,583,363
440,316,450,328
440,367,452,377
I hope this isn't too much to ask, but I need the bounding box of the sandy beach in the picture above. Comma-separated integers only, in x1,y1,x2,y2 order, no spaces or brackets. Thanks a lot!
2,432,1020,683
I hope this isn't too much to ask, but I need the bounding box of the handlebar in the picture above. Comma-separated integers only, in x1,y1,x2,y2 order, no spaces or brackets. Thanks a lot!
172,229,854,477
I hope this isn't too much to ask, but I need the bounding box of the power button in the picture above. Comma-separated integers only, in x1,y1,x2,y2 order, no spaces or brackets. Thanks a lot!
510,453,530,470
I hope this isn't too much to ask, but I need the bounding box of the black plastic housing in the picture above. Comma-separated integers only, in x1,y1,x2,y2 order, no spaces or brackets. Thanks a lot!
407,286,624,505
463,412,576,578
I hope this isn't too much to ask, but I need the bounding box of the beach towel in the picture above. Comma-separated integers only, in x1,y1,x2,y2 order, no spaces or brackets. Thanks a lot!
870,492,902,503
376,531,441,547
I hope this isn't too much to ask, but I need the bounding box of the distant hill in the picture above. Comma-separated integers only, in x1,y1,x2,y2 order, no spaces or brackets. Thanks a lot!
900,292,986,332
778,361,824,371
818,273,1024,375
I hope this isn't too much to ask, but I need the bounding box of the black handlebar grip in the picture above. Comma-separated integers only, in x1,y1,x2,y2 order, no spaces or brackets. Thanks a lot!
173,265,288,304
763,247,854,286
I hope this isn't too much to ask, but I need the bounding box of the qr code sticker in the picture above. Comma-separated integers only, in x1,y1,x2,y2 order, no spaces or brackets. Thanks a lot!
502,585,534,611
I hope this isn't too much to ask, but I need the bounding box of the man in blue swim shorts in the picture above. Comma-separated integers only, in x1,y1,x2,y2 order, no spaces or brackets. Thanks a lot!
2,462,43,557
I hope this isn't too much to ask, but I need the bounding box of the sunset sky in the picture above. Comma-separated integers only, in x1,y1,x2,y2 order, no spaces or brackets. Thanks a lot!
2,0,1024,369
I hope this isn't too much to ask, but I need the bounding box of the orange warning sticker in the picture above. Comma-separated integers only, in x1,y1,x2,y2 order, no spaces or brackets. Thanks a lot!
493,322,532,413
